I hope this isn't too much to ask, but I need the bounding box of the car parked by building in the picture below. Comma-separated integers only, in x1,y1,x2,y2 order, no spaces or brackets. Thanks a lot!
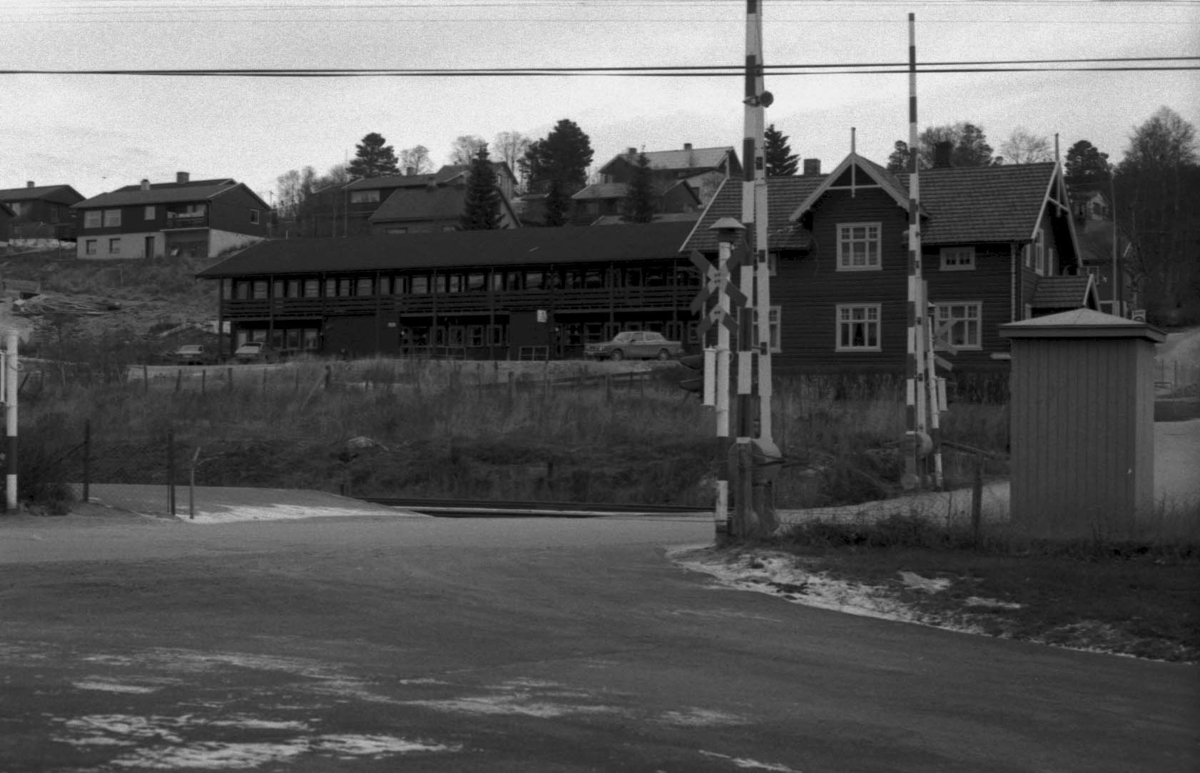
584,331,684,361
173,344,214,365
232,341,280,364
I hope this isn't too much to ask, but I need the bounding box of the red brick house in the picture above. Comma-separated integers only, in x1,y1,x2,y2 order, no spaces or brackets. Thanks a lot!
72,173,269,260
684,152,1090,373
0,182,85,241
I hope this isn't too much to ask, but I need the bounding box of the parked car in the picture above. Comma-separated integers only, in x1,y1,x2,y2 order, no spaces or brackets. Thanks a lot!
232,341,281,364
584,331,684,361
173,344,213,365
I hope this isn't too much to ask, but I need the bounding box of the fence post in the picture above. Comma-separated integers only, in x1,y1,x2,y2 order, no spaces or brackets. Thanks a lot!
83,419,91,504
5,332,18,511
167,429,176,517
971,453,984,543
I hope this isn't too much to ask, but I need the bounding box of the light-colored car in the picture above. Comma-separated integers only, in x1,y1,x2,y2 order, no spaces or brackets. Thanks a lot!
584,331,684,361
233,341,281,364
173,344,213,365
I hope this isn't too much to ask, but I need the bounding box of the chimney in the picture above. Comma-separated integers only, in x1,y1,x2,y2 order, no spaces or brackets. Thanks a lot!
933,141,953,169
683,143,693,151
627,147,637,155
140,179,150,191
26,181,34,188
803,159,821,176
406,166,415,176
176,171,190,184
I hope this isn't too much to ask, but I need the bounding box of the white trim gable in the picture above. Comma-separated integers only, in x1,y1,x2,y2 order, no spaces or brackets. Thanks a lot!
789,153,910,221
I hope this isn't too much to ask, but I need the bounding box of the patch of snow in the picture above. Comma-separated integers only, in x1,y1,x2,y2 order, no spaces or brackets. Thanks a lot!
406,694,623,719
658,708,747,727
700,749,804,771
110,741,309,769
311,734,461,756
964,596,1023,610
898,571,951,593
72,680,160,694
184,503,421,524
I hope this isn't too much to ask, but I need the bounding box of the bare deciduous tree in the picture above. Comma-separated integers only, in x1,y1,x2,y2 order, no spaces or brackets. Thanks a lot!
1001,127,1054,164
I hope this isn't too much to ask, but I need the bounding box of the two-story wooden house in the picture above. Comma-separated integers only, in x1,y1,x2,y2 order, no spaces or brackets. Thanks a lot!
0,182,85,241
570,179,702,225
71,173,269,260
336,163,521,237
196,221,698,359
598,144,742,208
684,151,1093,374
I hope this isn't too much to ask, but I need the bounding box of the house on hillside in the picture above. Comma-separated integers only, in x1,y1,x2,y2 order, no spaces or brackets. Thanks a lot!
196,221,697,360
598,144,741,207
0,182,85,241
570,180,702,225
333,163,520,237
684,151,1090,374
71,173,269,260
1068,184,1138,317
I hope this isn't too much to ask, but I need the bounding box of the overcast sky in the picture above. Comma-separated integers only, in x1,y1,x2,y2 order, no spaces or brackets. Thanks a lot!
2,0,1198,204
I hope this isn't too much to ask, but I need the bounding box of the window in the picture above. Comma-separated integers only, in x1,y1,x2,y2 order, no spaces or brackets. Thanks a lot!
1047,247,1056,276
337,278,353,296
752,306,782,353
103,209,121,227
356,277,373,296
525,271,544,290
287,279,300,298
324,278,336,297
235,281,250,300
934,302,982,350
303,279,320,298
350,190,380,204
273,280,285,298
386,227,408,235
144,206,156,221
467,272,486,291
837,223,881,270
836,304,881,351
1034,229,1046,275
108,238,120,255
767,253,778,276
940,246,975,271
447,274,463,293
84,211,101,229
411,275,428,294
85,239,97,255
252,281,268,300
250,209,260,225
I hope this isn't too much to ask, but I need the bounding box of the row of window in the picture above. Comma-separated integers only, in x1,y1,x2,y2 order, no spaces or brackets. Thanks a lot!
81,204,260,229
836,302,982,351
836,223,985,272
84,238,122,255
228,265,694,300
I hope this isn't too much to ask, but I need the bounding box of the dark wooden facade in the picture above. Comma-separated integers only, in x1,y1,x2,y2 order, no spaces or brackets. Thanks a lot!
198,222,699,360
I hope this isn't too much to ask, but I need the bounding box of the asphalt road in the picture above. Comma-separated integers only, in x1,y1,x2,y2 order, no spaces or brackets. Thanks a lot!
1,513,1196,772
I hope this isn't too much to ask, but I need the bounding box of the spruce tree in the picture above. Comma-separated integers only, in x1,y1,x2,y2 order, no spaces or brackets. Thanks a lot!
764,124,799,177
460,145,502,231
623,153,656,223
347,133,400,179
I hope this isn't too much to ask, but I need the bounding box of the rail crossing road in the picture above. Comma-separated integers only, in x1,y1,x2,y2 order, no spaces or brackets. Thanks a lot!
1,511,1196,772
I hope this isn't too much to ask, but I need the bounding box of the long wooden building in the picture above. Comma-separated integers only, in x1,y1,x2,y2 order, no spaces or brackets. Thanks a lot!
196,221,700,360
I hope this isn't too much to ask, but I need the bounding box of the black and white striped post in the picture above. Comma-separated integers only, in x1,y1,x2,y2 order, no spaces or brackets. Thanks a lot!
904,12,931,490
4,331,18,511
709,218,745,539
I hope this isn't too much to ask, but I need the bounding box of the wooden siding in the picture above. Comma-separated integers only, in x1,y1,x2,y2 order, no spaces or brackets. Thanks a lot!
210,186,270,238
925,244,1014,370
1009,336,1156,537
773,187,908,373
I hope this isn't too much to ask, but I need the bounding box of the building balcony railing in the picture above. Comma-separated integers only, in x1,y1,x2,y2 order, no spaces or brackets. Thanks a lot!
164,215,209,229
221,285,694,319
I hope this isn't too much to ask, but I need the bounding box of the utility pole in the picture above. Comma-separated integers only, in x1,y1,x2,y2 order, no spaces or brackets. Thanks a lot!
741,0,782,535
903,12,931,490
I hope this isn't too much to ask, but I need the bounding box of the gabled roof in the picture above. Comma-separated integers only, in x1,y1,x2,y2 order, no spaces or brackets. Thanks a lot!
369,186,469,224
344,162,516,193
790,153,913,219
0,184,85,204
1000,308,1165,343
0,202,14,217
591,212,701,226
74,179,243,208
1030,274,1099,311
897,162,1060,244
683,176,826,254
599,146,740,176
573,182,628,201
196,221,695,278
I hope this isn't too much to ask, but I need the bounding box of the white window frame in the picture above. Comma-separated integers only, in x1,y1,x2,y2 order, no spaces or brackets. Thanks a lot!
84,210,101,229
939,246,975,271
85,239,97,255
1034,229,1046,276
933,302,982,350
836,222,882,271
103,209,121,227
350,190,380,204
144,205,156,220
836,303,882,351
108,238,120,255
